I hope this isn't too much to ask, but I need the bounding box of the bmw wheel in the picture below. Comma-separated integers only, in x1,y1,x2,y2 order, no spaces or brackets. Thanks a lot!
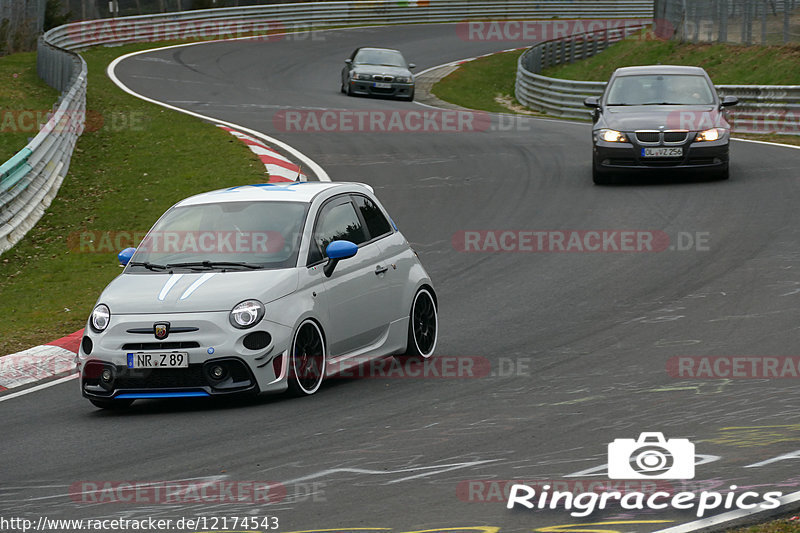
288,320,326,396
401,288,438,359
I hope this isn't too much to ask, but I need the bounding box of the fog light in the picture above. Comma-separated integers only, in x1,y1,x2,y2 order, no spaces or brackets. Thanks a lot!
210,365,225,380
101,369,113,383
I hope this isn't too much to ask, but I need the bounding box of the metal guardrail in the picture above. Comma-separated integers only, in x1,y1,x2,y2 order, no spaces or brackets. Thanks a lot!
0,0,655,256
515,27,800,134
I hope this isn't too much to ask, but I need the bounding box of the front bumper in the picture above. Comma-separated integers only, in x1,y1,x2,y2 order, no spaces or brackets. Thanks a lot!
593,133,729,172
78,311,292,400
349,79,414,98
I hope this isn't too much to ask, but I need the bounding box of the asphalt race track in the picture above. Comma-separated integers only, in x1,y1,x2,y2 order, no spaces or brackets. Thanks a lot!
3,23,800,533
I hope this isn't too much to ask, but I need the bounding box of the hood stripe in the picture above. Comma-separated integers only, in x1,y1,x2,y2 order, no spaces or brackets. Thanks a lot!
158,274,184,301
180,273,216,300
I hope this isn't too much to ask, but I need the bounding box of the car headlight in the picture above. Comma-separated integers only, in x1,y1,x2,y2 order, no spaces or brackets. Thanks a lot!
229,300,265,329
353,73,372,81
695,128,723,142
598,129,628,143
395,76,410,83
90,304,110,333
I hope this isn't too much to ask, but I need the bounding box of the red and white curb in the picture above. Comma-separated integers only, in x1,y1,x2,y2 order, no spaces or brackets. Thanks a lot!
0,329,82,392
218,125,307,182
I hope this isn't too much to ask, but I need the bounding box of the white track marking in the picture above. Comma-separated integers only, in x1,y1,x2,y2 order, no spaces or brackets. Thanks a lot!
0,373,78,402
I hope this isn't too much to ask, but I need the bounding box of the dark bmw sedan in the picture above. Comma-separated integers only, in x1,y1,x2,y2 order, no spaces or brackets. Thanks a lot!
584,65,738,184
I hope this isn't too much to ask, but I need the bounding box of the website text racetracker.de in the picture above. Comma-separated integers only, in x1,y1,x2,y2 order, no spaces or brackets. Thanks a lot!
453,230,711,253
0,516,278,532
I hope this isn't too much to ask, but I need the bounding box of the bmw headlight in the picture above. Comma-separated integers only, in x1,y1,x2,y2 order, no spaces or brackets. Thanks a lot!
598,129,628,143
353,73,372,81
395,76,410,83
696,128,723,142
90,304,111,333
229,300,265,329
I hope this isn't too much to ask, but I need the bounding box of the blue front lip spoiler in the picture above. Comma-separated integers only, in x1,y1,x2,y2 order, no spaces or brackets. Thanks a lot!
116,391,210,399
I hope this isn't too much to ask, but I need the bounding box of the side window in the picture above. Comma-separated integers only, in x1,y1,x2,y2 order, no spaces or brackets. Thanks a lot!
354,195,392,241
307,199,367,265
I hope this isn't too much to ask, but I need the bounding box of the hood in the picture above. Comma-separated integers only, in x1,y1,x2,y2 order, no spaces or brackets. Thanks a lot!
600,105,727,132
352,65,412,78
98,269,299,315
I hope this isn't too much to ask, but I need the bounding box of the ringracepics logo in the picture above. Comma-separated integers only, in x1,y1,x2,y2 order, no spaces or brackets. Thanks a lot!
608,432,694,479
506,433,783,517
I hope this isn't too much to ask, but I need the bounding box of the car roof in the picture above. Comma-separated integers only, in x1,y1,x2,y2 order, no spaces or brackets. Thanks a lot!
175,182,374,207
613,65,708,76
356,47,401,54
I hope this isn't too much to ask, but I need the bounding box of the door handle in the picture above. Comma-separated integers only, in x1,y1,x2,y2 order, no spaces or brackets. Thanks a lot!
375,265,389,275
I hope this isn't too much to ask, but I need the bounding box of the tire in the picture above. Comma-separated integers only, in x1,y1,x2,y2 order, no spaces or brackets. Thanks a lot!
592,159,612,185
401,89,415,102
89,398,134,410
346,81,354,97
399,288,438,360
718,163,729,180
288,320,326,396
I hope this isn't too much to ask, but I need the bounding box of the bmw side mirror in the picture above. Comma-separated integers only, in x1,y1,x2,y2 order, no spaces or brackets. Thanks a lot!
408,63,416,69
584,96,600,108
345,59,352,65
720,95,738,107
324,240,358,277
118,247,136,266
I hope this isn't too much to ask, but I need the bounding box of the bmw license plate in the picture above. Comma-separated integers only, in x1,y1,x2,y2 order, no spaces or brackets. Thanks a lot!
642,147,683,157
373,82,392,88
127,352,188,369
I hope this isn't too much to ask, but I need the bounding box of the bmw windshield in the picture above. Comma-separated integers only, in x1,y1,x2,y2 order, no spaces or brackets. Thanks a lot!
605,74,715,106
127,201,308,272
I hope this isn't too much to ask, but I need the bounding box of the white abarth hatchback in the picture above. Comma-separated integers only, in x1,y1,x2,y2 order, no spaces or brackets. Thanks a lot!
78,182,438,409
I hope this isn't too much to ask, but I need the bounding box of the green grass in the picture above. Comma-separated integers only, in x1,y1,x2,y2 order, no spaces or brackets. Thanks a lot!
542,37,800,85
0,43,267,355
727,516,800,532
0,52,60,162
431,49,526,113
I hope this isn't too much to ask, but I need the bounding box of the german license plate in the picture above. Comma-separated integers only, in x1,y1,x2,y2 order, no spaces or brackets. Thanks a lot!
642,147,683,157
127,352,188,369
373,82,392,88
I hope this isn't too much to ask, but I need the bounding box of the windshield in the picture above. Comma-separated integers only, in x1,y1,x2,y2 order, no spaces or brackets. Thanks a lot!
605,74,715,106
353,49,407,67
127,201,308,272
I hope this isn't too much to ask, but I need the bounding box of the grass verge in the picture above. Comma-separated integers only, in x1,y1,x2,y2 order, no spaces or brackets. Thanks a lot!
728,515,800,532
0,52,60,162
0,43,267,355
431,36,800,146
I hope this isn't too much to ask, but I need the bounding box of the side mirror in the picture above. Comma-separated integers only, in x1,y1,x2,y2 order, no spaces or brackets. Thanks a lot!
118,247,136,266
584,96,600,108
323,240,358,277
720,95,738,107
408,63,416,69
345,58,352,65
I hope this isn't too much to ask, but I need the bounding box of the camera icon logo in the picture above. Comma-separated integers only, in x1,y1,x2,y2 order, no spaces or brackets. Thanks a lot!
608,432,695,479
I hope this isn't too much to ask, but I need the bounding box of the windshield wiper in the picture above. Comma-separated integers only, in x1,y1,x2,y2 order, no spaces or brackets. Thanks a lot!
165,261,263,271
129,261,168,271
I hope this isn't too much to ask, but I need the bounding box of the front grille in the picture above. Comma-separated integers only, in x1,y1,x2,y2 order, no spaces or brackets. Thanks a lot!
371,87,394,93
114,365,207,389
635,131,660,143
372,75,394,82
664,131,688,143
122,341,200,350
